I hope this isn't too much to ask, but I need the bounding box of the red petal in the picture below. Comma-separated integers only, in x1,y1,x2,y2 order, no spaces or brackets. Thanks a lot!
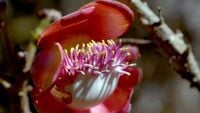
33,87,91,113
89,87,133,113
125,46,140,62
118,67,142,88
33,88,67,113
90,104,110,113
60,33,92,50
81,0,134,41
95,0,133,24
31,43,64,91
38,6,94,49
33,87,134,113
38,0,133,49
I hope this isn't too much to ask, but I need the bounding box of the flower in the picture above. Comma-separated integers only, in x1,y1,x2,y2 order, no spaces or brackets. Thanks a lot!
31,0,141,113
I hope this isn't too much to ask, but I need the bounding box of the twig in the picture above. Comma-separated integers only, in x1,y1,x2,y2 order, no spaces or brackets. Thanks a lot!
18,80,33,113
121,38,153,45
23,42,37,73
130,0,200,90
0,77,11,89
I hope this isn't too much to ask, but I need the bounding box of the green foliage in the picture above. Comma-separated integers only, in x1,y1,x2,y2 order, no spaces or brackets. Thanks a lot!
30,18,51,40
7,15,39,45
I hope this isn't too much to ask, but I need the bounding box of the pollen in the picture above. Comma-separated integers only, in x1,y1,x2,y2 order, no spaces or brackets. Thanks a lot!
62,39,135,77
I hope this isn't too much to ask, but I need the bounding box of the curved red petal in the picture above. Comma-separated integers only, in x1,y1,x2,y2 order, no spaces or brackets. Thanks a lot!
95,0,133,24
81,0,134,41
31,43,64,91
38,0,134,49
38,6,94,49
33,86,134,113
33,87,71,113
101,88,133,113
33,87,91,113
118,67,142,88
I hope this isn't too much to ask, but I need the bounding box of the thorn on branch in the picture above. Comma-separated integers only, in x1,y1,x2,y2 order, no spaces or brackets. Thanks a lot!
151,7,163,27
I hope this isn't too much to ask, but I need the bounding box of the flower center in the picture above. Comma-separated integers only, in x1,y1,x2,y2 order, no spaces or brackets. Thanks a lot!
51,40,135,110
63,40,134,77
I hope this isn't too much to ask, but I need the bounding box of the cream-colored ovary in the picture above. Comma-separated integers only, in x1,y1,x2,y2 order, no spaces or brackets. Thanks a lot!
65,72,119,109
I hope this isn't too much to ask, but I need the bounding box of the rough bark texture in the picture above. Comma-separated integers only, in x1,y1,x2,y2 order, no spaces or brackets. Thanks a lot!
130,0,200,91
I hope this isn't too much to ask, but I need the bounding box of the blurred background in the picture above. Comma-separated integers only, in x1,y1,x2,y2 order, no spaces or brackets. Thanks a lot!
133,1,200,113
0,0,200,113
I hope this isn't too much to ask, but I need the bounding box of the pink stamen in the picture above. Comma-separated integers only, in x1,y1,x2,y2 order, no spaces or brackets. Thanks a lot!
62,40,135,77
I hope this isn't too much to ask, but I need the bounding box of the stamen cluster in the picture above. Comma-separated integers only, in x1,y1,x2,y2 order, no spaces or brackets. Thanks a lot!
62,40,135,76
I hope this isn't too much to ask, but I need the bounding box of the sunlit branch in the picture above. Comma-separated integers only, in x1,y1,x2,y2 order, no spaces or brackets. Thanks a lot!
18,80,33,113
130,0,200,91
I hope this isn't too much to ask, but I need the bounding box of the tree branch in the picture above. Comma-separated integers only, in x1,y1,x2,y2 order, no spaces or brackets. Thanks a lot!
130,0,200,90
121,38,153,45
23,42,37,73
18,80,33,113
